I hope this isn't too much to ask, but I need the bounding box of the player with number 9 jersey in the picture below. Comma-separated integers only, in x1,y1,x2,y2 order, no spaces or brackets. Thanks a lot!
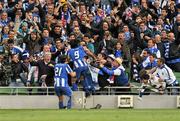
68,40,96,97
68,46,87,68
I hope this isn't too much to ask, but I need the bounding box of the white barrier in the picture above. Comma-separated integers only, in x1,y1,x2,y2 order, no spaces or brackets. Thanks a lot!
0,95,179,109
0,87,180,109
0,91,85,109
177,96,180,108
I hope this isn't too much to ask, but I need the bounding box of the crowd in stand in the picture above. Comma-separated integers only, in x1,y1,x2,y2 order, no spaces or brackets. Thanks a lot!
0,0,179,95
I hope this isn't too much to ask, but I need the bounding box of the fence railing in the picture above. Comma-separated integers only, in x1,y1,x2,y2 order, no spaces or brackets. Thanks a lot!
0,86,179,95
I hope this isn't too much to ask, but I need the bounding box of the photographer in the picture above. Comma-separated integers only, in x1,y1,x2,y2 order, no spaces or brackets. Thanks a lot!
0,54,9,86
0,45,12,86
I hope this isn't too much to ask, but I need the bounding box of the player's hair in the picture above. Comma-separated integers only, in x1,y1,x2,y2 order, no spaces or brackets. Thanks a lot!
141,73,150,80
58,55,67,63
158,57,165,64
70,39,79,48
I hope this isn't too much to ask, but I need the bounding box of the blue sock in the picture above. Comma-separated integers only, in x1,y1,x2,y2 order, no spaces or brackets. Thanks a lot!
59,101,64,109
72,83,78,91
81,80,89,91
67,96,72,109
91,85,95,93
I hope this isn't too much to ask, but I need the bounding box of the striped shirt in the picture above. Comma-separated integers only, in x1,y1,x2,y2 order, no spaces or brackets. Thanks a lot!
54,63,73,87
68,46,87,68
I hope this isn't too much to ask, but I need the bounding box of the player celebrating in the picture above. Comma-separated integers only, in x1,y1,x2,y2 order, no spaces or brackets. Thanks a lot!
67,38,96,97
54,55,76,109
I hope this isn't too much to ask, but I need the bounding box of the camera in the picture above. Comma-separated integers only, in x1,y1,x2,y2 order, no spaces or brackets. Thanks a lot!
0,61,11,86
0,46,5,54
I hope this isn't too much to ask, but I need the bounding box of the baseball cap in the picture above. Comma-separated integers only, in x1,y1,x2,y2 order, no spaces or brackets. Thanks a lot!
22,51,30,60
108,54,116,60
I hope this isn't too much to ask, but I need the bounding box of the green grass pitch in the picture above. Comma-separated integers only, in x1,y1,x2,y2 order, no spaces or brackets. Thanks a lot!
0,109,180,121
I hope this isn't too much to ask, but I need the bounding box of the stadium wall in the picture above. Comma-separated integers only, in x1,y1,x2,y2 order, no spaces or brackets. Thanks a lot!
0,92,179,109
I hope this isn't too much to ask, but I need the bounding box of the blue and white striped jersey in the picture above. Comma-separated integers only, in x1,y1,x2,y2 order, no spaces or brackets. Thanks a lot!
68,46,87,68
54,63,73,87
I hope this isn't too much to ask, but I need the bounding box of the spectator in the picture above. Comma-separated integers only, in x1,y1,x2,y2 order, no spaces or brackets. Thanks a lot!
9,54,28,89
116,32,131,65
123,25,131,42
99,57,129,88
23,29,42,55
146,38,161,58
154,34,164,57
114,42,123,58
41,28,54,45
173,14,180,44
164,32,180,72
7,38,24,56
138,71,166,100
30,52,55,92
72,26,84,40
82,33,95,53
131,53,142,82
151,58,179,94
95,53,110,89
53,38,67,62
97,30,115,54
0,25,9,42
50,25,62,40
0,11,11,27
142,53,157,70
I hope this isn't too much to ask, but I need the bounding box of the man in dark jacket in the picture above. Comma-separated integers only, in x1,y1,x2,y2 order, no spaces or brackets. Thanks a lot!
9,54,28,87
30,52,55,87
164,32,180,72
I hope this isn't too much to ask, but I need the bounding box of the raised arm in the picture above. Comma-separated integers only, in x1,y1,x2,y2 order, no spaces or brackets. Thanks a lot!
83,45,97,60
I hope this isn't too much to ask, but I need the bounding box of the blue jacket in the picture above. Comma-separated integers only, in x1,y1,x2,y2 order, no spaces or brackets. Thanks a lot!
101,66,129,86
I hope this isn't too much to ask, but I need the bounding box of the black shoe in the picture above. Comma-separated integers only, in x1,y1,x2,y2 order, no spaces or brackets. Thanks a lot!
91,104,102,109
60,106,67,109
95,104,102,109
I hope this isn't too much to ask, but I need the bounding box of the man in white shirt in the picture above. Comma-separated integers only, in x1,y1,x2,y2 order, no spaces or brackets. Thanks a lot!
152,58,179,94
